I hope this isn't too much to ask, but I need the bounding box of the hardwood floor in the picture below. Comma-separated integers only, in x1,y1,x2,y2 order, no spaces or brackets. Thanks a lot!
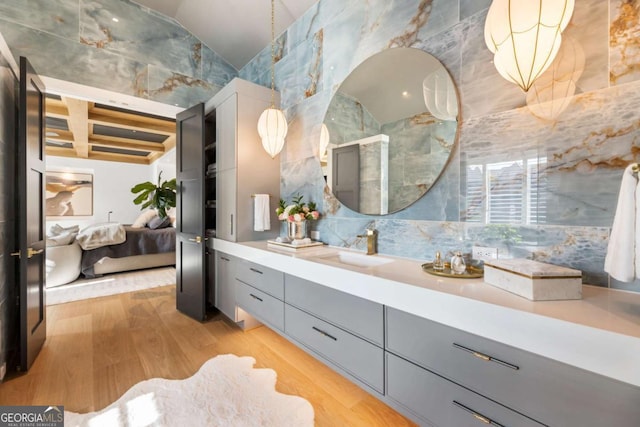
0,285,415,426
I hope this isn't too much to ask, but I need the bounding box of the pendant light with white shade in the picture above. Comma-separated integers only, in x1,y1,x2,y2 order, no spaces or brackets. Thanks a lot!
422,67,458,121
257,0,288,158
484,0,575,92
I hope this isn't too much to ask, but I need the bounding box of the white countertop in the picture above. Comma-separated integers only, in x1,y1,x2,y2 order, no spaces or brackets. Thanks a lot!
213,239,640,387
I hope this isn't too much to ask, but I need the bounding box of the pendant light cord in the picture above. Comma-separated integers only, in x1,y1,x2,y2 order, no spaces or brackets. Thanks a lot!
270,0,276,108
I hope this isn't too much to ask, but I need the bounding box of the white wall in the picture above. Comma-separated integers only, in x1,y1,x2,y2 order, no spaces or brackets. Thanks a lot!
153,147,176,182
46,156,156,231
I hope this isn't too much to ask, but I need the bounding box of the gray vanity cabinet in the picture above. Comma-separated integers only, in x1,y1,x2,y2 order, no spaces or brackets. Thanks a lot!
285,304,384,393
236,281,284,331
236,260,284,299
234,259,285,331
283,274,385,393
385,307,640,427
386,353,544,427
284,275,383,345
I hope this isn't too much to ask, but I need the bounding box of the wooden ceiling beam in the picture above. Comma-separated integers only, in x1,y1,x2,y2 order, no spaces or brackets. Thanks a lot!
45,103,70,119
45,146,79,158
89,151,150,165
89,134,165,153
162,134,176,152
45,129,74,143
88,111,175,135
89,104,175,127
62,97,89,158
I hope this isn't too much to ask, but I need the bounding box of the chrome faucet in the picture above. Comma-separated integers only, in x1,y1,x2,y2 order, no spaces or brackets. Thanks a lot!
357,228,378,255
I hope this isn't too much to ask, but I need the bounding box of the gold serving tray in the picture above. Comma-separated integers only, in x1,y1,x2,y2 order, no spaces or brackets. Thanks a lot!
421,262,484,279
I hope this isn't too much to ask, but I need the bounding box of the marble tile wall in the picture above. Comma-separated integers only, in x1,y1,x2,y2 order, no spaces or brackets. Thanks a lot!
0,1,637,291
241,0,640,292
0,0,237,107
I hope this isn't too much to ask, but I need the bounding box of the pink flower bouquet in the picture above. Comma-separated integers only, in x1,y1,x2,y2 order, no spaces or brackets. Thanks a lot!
276,195,320,222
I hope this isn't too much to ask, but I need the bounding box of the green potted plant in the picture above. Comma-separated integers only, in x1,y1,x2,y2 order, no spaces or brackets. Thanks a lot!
131,171,177,219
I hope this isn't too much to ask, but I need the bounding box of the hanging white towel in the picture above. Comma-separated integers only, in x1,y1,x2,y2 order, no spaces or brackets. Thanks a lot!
253,194,271,232
604,164,639,282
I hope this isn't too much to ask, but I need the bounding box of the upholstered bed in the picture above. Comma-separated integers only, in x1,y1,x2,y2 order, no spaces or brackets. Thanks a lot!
81,226,176,278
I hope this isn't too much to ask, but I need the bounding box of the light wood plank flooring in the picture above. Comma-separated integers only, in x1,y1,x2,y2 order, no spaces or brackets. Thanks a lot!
0,285,414,426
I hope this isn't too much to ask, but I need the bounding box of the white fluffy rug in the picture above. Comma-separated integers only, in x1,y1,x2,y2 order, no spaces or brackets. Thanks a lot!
46,267,176,305
65,354,315,427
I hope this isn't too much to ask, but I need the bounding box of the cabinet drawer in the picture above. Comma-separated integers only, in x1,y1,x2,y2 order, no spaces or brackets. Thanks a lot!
285,275,383,346
236,281,284,331
386,307,640,427
236,259,284,299
386,352,544,427
285,304,384,393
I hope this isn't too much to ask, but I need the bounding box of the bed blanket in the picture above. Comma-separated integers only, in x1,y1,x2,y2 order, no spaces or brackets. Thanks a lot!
76,223,126,250
81,226,175,277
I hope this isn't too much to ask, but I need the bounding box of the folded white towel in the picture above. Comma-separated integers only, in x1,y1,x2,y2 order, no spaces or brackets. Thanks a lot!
604,164,639,282
253,194,271,232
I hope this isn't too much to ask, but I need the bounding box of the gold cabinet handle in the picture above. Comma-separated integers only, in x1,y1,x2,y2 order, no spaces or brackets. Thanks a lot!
188,236,202,243
452,401,504,427
452,343,519,370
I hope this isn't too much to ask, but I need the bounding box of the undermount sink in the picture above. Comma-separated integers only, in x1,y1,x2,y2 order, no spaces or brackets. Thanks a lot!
316,251,394,268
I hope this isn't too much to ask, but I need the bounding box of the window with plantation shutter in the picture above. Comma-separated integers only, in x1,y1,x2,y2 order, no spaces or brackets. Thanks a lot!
465,157,547,224
486,161,524,224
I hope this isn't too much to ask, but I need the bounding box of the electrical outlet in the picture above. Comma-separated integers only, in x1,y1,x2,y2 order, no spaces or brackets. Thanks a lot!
472,246,498,261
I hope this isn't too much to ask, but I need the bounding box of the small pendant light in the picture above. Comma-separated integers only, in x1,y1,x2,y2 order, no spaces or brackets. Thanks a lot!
257,0,288,158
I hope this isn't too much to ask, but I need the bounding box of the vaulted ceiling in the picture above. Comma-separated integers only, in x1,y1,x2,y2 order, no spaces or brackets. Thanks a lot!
132,0,318,70
45,95,176,165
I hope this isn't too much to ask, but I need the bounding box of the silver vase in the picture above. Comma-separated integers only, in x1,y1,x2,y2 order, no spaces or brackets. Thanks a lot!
287,221,307,240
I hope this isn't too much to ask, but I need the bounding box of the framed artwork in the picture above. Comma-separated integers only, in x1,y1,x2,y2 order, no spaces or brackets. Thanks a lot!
45,171,93,217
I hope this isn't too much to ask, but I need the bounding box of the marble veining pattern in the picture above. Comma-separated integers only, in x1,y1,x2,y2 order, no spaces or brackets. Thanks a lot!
79,0,205,79
1,20,151,97
147,65,221,108
610,0,640,85
0,0,235,108
0,0,79,41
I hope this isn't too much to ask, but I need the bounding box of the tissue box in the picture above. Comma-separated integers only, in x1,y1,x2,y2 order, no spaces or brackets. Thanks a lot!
484,259,582,301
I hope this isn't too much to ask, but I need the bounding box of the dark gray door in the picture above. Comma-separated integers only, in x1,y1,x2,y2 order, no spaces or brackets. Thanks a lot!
332,145,360,211
176,103,206,321
16,57,46,371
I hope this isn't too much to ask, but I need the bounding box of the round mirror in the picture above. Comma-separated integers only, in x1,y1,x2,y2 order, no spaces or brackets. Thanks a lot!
321,48,459,215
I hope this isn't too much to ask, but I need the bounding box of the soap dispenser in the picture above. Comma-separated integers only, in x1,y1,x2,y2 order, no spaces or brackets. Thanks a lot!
450,251,466,275
433,251,444,271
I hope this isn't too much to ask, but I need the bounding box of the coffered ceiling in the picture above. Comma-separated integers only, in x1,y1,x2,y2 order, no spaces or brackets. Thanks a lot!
45,95,176,165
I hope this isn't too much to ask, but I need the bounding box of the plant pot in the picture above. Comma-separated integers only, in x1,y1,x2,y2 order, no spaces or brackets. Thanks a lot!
287,221,308,240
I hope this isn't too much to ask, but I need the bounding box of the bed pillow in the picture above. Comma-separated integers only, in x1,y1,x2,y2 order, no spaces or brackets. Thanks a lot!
148,215,171,229
131,210,158,228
